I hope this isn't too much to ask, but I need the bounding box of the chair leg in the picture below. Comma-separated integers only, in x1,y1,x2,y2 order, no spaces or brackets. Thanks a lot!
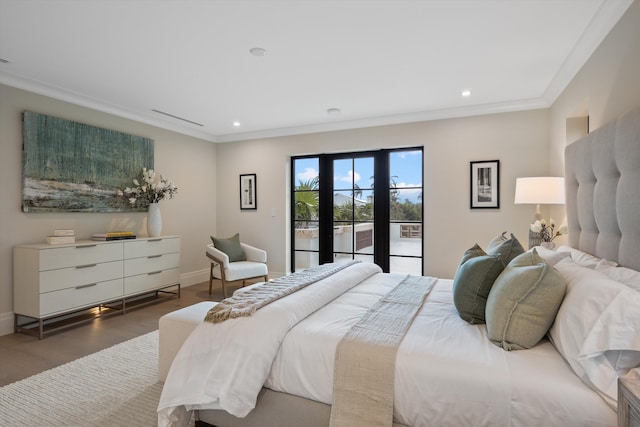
208,264,214,295
210,263,229,299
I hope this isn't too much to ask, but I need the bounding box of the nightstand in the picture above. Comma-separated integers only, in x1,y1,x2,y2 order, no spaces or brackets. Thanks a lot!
619,376,640,427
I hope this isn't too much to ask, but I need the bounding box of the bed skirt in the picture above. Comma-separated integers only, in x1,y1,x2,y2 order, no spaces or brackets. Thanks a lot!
195,388,409,427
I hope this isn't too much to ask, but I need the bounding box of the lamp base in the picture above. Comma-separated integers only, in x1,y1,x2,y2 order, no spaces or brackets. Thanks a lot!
528,229,542,249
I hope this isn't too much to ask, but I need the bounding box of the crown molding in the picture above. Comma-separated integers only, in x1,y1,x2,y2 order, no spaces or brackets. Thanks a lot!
0,71,217,142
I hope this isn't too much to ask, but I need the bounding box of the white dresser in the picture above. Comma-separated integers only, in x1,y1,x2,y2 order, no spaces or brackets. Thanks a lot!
14,236,180,338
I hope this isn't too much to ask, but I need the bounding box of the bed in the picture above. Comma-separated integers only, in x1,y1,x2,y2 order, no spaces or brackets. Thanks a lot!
158,106,640,427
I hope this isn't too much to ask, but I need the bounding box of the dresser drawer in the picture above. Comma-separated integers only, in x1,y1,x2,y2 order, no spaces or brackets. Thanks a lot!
40,278,124,316
124,237,180,258
40,261,123,293
123,268,180,296
39,242,123,270
124,253,180,277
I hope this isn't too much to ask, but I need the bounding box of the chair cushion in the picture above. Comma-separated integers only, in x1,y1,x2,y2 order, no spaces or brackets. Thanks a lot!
223,261,268,282
211,233,247,262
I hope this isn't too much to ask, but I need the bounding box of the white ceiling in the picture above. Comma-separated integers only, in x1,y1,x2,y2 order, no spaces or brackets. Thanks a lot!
0,0,633,143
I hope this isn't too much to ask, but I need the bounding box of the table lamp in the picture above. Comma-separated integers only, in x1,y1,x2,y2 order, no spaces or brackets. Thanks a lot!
514,177,565,248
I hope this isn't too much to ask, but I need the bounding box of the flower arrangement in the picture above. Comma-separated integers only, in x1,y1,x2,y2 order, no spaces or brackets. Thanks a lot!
530,218,568,242
118,167,177,207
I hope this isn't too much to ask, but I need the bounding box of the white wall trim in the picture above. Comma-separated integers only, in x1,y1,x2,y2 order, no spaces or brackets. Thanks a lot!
1,70,549,144
180,269,209,288
0,311,14,337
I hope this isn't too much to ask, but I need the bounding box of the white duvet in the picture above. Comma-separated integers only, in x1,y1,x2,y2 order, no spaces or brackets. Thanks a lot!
159,262,616,427
158,262,382,426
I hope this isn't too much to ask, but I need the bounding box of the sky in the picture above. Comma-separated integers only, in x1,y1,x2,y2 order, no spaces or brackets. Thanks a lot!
294,150,423,203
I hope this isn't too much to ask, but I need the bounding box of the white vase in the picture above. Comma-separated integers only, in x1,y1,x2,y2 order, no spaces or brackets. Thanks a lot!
540,241,555,250
147,203,162,237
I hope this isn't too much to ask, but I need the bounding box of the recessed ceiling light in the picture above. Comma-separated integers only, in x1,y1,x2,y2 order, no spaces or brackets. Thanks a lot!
461,90,471,97
249,47,266,57
233,121,241,127
327,108,341,115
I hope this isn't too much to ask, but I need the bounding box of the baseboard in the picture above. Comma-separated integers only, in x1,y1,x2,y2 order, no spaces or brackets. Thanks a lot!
180,268,209,288
270,270,285,279
0,311,14,337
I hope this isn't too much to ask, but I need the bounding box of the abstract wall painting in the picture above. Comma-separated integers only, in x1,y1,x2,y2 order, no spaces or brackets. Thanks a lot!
22,111,154,212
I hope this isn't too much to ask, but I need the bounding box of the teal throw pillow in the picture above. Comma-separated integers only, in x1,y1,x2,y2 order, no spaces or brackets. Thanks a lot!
211,233,247,262
452,244,505,324
486,232,525,267
485,249,567,351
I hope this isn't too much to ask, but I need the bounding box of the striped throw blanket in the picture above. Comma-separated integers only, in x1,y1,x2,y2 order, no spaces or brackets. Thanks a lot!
204,260,360,323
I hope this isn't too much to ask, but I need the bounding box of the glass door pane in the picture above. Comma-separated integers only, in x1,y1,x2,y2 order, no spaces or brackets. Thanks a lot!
388,150,423,274
293,157,320,270
332,156,375,262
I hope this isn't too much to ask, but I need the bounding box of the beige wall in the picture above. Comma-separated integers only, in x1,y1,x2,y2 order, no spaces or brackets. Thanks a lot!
548,0,640,224
0,84,217,335
216,109,550,279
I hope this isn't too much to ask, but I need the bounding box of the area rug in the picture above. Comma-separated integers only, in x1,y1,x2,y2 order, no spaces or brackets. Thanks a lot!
0,331,191,426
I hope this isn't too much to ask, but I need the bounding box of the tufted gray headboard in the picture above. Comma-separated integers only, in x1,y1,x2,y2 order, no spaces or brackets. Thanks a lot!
564,106,640,271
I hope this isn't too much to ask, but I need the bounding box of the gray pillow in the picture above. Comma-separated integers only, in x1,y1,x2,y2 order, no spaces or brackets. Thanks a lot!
487,232,525,267
211,233,247,262
485,249,567,351
453,244,505,324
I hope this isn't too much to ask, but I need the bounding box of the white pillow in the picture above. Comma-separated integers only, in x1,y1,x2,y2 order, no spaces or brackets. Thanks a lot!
556,245,617,269
549,258,640,408
594,261,640,292
531,245,571,266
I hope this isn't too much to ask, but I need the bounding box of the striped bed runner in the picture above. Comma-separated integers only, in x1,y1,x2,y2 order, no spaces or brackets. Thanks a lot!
329,275,437,427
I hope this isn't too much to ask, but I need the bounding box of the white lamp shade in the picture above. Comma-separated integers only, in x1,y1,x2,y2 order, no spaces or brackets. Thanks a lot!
514,177,565,205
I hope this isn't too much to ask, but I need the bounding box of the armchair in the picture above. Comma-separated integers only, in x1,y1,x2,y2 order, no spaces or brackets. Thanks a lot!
206,242,268,298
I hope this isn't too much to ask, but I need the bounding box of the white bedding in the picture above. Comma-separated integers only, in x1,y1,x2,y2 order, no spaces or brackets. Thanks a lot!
159,262,616,427
158,262,382,426
267,273,616,426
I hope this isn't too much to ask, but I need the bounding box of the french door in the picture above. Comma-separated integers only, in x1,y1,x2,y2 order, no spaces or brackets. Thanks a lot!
291,148,423,274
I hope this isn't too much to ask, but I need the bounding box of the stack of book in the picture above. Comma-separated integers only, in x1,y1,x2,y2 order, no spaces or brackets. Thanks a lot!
46,229,76,244
92,231,137,241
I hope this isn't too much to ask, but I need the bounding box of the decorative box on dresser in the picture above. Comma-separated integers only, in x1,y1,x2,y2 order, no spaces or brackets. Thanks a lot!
619,376,640,427
13,236,181,338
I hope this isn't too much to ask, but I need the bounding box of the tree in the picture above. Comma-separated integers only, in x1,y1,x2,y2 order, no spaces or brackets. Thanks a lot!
294,177,319,227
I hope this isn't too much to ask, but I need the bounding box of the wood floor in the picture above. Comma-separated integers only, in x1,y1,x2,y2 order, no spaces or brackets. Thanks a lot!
0,280,239,387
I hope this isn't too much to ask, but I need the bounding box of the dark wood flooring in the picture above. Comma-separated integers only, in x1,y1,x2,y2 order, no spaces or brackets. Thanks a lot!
0,280,243,387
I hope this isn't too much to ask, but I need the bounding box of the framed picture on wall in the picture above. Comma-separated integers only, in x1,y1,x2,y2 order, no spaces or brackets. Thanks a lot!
240,173,257,210
470,160,500,209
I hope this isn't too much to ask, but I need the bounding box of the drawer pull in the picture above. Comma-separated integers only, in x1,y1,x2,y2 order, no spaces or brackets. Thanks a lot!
76,244,97,249
148,255,162,259
148,270,162,275
76,263,97,269
75,283,97,290
148,239,163,242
